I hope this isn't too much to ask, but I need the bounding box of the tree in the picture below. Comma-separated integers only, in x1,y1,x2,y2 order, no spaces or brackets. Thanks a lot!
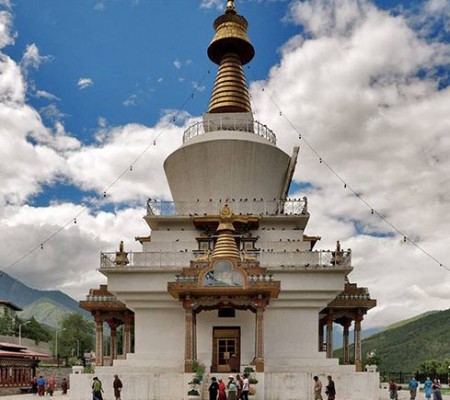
53,313,94,358
17,317,52,344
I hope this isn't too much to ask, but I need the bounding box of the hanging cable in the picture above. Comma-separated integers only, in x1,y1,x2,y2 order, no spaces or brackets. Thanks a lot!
2,67,213,273
247,65,448,272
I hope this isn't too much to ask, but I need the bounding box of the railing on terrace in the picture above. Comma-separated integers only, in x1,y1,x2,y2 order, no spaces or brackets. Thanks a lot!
146,198,307,217
183,119,277,145
100,249,351,269
84,295,118,302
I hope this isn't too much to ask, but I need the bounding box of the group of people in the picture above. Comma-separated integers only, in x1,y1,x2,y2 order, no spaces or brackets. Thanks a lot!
208,374,250,400
388,376,443,400
313,375,336,400
31,376,68,396
92,374,123,400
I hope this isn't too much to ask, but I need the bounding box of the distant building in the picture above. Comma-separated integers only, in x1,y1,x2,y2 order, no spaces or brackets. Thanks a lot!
0,301,22,320
0,342,49,391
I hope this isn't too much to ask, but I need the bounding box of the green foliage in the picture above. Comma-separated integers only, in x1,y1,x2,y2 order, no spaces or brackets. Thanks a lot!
53,313,94,357
244,366,254,375
191,360,205,377
0,314,14,335
187,389,200,396
335,309,450,372
20,317,52,344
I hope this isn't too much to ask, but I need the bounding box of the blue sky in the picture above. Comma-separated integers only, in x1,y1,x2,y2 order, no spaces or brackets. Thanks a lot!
1,0,450,327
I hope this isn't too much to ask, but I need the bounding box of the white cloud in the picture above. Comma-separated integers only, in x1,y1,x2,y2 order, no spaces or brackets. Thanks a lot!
250,0,450,327
200,0,223,10
173,59,182,69
123,94,138,107
35,90,59,101
77,77,94,90
94,2,105,11
0,5,14,49
21,43,51,73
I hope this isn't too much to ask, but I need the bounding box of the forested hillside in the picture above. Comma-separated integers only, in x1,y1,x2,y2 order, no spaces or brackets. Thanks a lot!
357,309,450,372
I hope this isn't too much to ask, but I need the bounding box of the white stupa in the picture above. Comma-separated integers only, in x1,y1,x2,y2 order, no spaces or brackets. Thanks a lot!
71,1,379,399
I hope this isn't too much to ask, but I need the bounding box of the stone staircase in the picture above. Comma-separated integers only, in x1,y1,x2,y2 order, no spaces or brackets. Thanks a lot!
201,373,241,400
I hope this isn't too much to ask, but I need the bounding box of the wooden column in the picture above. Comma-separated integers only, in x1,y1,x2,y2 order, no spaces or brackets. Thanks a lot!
318,319,325,352
354,314,363,371
183,297,195,372
123,313,133,356
326,312,334,358
255,296,265,372
94,313,104,366
343,320,351,364
108,321,118,366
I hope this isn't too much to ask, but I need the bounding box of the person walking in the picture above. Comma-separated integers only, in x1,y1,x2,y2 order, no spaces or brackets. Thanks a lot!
408,376,419,400
208,376,219,400
432,378,442,400
31,376,38,395
47,375,56,396
92,376,104,400
113,374,123,400
313,376,323,400
325,375,336,400
389,379,398,400
36,376,46,397
61,378,68,395
227,376,237,400
424,376,433,400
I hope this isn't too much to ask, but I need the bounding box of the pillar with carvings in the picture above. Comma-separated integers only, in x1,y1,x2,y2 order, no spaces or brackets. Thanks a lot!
326,312,334,358
254,296,265,372
123,313,133,356
342,319,352,364
354,313,363,371
183,297,196,372
94,313,104,366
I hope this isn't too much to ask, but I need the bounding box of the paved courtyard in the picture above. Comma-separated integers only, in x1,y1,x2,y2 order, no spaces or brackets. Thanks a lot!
0,389,448,400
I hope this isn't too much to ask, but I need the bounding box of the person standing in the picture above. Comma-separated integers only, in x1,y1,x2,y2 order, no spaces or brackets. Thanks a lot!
208,377,219,400
408,376,419,400
218,378,227,400
92,376,104,400
113,374,123,400
325,375,336,400
31,376,38,395
241,374,249,400
235,374,243,400
227,376,237,400
313,376,323,400
424,376,433,400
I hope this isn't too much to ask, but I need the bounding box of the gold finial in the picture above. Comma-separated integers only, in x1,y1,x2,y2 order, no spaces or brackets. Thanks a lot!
211,205,240,261
226,0,236,13
207,1,254,113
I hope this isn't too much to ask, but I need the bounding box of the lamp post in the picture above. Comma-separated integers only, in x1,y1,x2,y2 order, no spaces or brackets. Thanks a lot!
55,328,66,367
18,321,31,346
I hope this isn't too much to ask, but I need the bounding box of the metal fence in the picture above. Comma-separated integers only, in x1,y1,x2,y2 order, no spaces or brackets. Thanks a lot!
183,118,277,145
146,198,307,217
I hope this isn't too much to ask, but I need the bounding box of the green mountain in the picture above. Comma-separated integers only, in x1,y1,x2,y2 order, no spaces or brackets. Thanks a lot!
18,298,76,329
0,270,90,327
360,309,450,372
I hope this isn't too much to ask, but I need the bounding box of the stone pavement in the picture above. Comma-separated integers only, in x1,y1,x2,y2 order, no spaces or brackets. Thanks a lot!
0,389,448,399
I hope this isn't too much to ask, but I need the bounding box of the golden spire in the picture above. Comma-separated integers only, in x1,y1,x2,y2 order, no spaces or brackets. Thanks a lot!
211,205,241,261
207,1,254,114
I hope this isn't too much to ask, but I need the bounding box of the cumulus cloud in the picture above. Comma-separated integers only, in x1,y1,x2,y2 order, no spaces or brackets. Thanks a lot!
200,0,223,10
35,90,59,101
77,77,94,90
250,0,450,327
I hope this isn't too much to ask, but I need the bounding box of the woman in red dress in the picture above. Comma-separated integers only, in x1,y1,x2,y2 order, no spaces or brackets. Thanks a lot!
218,378,227,400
